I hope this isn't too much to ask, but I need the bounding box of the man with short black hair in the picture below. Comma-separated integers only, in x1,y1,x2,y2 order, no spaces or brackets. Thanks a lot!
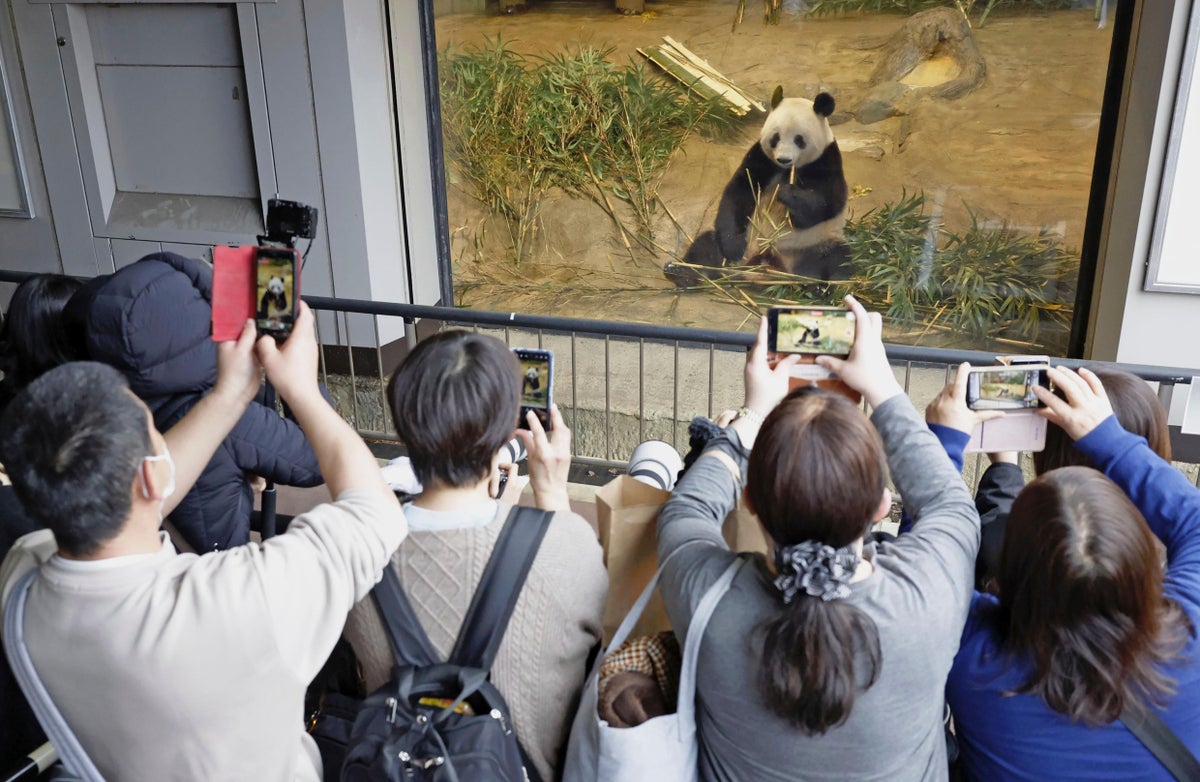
343,330,605,781
0,305,405,780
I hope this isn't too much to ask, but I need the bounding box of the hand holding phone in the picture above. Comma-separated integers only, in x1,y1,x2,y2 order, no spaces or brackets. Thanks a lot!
925,363,1004,435
514,403,572,512
767,306,856,357
1035,366,1114,442
212,244,302,343
962,364,1052,453
813,295,905,409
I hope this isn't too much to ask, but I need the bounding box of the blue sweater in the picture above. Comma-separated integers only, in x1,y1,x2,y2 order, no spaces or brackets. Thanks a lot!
945,416,1200,780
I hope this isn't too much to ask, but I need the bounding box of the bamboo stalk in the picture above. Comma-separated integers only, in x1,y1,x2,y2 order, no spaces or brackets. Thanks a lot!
582,152,639,267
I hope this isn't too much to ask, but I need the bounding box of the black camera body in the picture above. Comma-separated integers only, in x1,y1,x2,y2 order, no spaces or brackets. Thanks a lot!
264,198,319,246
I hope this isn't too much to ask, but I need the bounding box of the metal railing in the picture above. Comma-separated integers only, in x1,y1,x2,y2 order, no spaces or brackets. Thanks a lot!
298,292,1200,487
4,268,1200,485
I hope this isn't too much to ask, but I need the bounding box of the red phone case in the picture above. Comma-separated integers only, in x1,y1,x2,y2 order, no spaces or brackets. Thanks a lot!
211,245,257,342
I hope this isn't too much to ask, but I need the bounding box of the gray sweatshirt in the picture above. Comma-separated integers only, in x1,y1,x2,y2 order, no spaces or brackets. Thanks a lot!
657,394,980,782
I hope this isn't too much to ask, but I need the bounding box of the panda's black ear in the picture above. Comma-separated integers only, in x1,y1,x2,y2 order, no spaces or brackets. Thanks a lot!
770,86,784,111
814,92,835,117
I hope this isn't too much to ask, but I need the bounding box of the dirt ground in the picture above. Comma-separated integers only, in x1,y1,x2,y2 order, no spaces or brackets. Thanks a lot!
435,2,1113,343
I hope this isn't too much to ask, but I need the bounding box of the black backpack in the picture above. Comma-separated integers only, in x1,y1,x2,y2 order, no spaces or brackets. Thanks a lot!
340,506,551,782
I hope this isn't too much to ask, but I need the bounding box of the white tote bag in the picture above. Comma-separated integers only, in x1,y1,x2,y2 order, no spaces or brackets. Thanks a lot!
563,552,746,782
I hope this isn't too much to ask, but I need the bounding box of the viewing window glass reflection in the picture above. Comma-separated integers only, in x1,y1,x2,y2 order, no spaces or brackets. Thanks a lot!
429,1,1116,354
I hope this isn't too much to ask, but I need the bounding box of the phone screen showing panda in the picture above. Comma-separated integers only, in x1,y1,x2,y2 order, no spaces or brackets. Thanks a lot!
514,348,553,431
255,247,299,339
767,307,856,356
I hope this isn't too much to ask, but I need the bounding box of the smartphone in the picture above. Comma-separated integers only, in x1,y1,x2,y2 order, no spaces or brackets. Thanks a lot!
997,354,1050,367
254,247,300,340
767,307,855,356
965,366,1049,411
514,348,553,431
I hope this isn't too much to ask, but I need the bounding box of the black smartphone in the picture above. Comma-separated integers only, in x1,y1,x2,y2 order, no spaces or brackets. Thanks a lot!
965,366,1050,411
514,348,553,431
767,306,856,356
254,247,300,340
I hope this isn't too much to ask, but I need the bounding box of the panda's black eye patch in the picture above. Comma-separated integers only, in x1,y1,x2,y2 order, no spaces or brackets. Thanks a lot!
769,132,780,148
794,135,806,149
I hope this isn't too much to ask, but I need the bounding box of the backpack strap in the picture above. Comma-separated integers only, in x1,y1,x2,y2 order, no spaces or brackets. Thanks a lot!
370,564,440,668
3,569,103,781
449,506,552,671
1121,704,1200,781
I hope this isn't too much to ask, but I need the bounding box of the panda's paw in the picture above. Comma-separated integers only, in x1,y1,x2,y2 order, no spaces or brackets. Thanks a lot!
747,248,784,269
663,262,711,288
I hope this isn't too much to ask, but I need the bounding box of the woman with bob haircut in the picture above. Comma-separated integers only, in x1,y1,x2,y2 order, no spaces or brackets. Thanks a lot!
946,366,1200,780
343,328,606,782
656,295,981,781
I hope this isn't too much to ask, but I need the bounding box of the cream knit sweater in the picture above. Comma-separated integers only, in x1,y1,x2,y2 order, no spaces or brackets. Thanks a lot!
344,502,606,781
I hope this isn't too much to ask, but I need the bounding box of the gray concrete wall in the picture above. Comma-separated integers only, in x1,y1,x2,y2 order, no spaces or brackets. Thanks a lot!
0,0,438,329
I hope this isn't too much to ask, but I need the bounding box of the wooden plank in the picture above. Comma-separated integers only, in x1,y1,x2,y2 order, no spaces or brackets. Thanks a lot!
638,47,749,115
639,48,724,107
650,45,737,105
661,36,765,112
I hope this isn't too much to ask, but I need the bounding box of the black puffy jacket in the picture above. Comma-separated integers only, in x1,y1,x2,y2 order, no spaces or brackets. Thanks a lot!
68,253,322,551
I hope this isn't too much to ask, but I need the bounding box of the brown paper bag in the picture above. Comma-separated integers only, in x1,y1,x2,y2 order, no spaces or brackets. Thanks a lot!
595,474,769,642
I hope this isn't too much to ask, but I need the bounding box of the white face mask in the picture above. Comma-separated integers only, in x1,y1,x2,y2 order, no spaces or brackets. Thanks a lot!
140,445,177,504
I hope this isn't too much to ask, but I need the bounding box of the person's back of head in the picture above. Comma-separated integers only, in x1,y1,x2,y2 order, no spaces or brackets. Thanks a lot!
1034,367,1170,474
0,274,85,409
744,386,887,734
998,466,1189,724
387,329,520,489
0,361,151,556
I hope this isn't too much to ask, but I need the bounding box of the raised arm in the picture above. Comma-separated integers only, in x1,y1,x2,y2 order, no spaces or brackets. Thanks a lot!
821,301,980,591
161,319,262,515
657,316,799,561
230,303,405,681
922,366,1013,564
254,304,395,501
515,403,573,512
1039,367,1200,577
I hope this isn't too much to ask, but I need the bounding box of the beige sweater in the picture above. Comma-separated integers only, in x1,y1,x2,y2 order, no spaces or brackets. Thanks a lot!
344,502,607,781
0,490,405,782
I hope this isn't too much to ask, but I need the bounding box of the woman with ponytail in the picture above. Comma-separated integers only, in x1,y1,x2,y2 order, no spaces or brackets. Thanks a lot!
656,295,981,781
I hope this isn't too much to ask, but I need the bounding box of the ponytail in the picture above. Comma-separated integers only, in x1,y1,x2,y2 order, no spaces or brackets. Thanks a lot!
744,387,889,734
760,595,881,734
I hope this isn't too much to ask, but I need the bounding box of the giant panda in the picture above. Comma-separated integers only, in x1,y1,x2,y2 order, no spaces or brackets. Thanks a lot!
666,87,852,287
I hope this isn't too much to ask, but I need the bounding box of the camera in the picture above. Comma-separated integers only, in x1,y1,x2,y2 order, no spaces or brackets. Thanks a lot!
212,197,317,343
263,198,319,246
